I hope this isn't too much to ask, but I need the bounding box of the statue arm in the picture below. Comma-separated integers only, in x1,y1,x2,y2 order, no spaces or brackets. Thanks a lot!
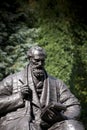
0,75,13,96
0,93,24,115
0,75,24,115
58,80,81,120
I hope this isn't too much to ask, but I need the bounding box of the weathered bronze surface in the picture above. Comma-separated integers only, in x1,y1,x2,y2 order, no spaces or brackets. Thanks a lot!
0,46,85,130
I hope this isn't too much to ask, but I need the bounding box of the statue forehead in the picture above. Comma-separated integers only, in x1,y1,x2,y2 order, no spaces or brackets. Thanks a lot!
33,49,41,54
30,46,46,58
32,50,45,59
27,46,47,59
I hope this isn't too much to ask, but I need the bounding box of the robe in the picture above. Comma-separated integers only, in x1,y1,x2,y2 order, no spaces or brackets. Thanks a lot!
0,65,81,130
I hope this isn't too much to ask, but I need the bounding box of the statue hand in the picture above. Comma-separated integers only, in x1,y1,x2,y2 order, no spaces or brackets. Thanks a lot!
21,84,32,101
41,102,66,124
46,108,63,121
40,120,51,129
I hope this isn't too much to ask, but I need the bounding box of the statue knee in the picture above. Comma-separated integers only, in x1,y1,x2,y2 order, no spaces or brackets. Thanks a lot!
64,120,85,130
49,120,85,130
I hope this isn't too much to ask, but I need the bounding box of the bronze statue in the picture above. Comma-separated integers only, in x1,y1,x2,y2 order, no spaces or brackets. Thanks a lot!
0,46,85,130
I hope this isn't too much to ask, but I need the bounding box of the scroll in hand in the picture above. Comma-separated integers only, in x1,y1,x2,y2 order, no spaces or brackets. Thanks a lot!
40,102,66,124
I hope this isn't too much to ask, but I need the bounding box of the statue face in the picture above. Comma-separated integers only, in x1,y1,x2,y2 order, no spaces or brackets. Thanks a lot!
30,50,45,78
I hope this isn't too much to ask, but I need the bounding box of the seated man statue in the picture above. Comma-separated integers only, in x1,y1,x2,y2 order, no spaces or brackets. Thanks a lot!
0,45,85,130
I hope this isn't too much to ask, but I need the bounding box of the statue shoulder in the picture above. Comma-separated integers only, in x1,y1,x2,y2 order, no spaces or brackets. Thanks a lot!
48,74,68,91
48,74,62,84
0,68,25,86
11,69,27,85
48,74,62,87
48,74,57,80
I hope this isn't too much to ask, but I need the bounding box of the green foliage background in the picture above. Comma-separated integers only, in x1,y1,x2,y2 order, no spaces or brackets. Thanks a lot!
0,0,87,129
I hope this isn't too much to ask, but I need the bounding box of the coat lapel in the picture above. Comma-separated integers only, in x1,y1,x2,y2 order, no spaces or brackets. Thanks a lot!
22,65,58,109
40,75,58,107
27,65,41,109
40,76,50,107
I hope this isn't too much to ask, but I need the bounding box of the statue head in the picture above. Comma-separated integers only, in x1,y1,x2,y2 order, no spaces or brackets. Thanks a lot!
27,46,47,78
27,46,46,60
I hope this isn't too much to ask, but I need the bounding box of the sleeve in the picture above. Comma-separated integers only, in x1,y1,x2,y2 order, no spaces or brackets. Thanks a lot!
0,75,13,96
0,75,24,115
0,93,24,115
57,80,81,120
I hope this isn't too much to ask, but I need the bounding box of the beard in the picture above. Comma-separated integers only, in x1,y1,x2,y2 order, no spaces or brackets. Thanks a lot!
30,62,45,78
32,68,44,78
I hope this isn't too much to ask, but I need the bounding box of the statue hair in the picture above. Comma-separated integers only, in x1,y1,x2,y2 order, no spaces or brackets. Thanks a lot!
27,45,47,59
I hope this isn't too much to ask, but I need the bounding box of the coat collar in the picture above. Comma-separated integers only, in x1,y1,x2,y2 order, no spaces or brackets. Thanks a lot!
27,65,51,108
22,65,57,109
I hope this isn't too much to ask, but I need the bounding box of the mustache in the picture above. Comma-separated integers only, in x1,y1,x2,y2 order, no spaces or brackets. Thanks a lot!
33,69,44,73
32,65,44,70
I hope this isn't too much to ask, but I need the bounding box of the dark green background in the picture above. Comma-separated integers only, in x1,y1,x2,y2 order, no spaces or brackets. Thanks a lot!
0,0,87,129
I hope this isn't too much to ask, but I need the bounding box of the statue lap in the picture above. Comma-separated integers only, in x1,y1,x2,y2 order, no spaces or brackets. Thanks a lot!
49,120,85,130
